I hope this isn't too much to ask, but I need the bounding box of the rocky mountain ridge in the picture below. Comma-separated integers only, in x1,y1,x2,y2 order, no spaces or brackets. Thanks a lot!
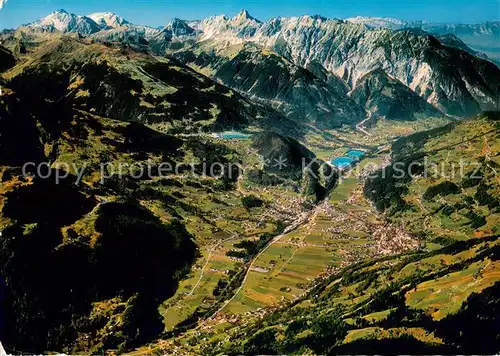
22,9,499,61
346,17,500,63
175,14,499,122
13,9,499,125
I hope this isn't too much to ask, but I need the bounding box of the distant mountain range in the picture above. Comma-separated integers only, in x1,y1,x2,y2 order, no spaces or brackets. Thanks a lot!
347,16,500,62
3,9,499,128
19,9,500,61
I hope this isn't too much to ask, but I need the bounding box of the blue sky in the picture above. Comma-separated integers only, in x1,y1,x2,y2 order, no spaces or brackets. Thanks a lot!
0,0,498,29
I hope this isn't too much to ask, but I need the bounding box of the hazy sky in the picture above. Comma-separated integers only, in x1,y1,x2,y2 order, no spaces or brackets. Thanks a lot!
0,0,498,29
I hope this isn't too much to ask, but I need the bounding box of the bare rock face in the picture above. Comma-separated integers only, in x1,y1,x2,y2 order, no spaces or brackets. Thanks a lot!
248,20,498,117
199,9,262,41
174,11,500,120
17,9,500,122
351,68,443,121
175,43,366,128
346,17,500,62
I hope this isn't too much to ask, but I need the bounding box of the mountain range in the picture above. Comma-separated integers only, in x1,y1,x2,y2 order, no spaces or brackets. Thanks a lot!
18,9,500,62
5,9,498,129
347,17,500,61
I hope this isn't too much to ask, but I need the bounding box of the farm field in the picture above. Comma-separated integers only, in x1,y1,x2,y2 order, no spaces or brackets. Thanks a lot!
158,138,394,327
157,139,313,329
221,152,414,314
147,114,500,356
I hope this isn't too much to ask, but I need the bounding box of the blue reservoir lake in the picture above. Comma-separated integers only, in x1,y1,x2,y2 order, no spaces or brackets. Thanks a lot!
346,150,366,158
331,157,355,169
217,132,251,139
331,150,366,169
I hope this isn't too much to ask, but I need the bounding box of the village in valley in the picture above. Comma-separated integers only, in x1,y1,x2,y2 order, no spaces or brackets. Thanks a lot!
156,133,422,340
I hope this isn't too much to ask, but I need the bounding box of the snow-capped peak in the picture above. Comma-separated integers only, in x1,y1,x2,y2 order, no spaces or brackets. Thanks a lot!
346,16,406,29
29,9,100,34
87,12,129,28
165,18,196,37
41,9,73,27
233,9,261,24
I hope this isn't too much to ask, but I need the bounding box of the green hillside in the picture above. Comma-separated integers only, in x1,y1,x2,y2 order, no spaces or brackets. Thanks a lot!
148,113,500,355
0,38,329,353
365,112,499,241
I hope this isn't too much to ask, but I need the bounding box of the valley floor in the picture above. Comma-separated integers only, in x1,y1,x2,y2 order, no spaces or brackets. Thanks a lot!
131,150,420,352
156,112,453,334
128,115,500,355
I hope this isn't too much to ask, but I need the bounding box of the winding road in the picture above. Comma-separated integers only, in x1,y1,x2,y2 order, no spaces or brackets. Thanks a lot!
209,202,327,319
186,233,239,297
356,112,372,136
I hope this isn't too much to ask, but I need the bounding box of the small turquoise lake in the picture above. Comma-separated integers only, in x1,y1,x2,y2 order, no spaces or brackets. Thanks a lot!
331,157,355,169
346,150,366,159
331,150,366,169
219,132,250,139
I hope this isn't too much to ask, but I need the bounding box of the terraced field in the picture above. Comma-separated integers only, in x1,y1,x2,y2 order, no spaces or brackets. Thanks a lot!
145,113,500,355
368,115,500,242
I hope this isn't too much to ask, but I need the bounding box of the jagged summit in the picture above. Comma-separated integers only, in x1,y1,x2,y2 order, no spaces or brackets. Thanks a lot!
346,16,406,29
87,12,129,28
198,9,262,39
308,14,328,21
28,9,101,34
161,17,197,37
233,9,261,23
165,18,196,36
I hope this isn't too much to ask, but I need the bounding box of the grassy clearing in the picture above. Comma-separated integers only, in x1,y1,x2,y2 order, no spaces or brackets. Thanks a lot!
329,177,359,202
345,327,443,345
405,259,500,320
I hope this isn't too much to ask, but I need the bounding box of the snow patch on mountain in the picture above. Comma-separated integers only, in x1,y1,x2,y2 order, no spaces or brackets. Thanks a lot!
87,12,129,28
346,16,406,29
28,9,101,34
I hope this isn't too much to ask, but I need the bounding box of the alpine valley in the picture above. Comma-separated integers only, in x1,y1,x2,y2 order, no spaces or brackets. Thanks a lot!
0,7,499,355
